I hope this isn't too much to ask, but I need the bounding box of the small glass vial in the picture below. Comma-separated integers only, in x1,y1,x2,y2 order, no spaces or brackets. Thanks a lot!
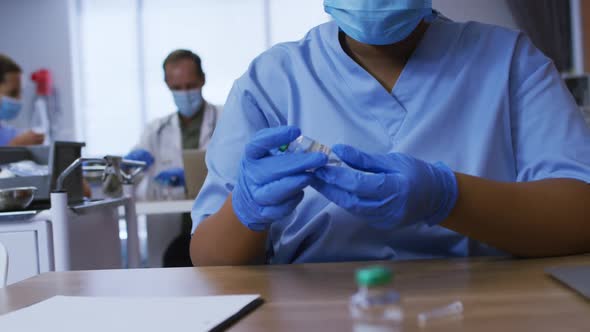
349,266,403,332
160,183,173,201
278,135,342,166
153,180,186,201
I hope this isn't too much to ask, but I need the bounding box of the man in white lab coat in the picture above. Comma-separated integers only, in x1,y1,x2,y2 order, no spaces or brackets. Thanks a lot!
128,49,222,201
126,49,222,267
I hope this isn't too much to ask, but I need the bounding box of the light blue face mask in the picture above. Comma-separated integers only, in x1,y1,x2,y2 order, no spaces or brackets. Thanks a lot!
172,88,203,118
324,0,434,45
0,96,22,121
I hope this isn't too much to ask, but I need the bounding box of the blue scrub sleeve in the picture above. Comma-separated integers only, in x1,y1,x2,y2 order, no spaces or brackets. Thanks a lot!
0,124,20,146
510,34,590,183
190,81,270,233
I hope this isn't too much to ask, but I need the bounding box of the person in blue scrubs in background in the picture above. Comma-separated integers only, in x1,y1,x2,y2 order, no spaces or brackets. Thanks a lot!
0,54,45,146
190,1,590,265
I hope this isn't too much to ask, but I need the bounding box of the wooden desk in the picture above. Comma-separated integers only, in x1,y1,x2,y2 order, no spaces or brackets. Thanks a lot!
1,256,589,331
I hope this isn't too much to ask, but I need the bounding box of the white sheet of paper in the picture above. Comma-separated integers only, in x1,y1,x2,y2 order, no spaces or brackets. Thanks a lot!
0,295,261,332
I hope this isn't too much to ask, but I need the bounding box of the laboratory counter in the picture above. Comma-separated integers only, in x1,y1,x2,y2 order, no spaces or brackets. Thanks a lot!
1,255,589,331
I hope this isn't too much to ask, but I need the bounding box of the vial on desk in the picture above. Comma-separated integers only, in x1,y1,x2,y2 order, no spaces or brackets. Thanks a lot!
152,180,183,201
278,135,342,167
349,266,403,332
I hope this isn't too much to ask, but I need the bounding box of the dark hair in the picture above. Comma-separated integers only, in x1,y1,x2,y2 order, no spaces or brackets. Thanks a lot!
0,54,21,83
163,49,204,77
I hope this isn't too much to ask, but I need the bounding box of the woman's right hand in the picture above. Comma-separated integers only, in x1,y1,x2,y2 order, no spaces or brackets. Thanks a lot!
8,130,45,146
231,126,327,231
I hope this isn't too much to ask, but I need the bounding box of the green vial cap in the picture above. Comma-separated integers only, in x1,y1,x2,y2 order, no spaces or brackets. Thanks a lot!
355,266,393,287
278,144,289,152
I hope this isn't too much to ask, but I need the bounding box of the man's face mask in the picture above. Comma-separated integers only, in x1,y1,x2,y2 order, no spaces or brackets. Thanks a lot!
172,88,203,118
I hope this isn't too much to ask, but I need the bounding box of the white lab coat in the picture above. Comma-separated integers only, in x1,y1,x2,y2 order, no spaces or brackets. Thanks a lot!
133,102,222,201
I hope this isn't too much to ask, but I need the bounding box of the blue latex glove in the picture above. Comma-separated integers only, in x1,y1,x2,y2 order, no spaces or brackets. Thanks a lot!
312,144,458,228
232,126,328,231
124,149,155,170
155,167,185,187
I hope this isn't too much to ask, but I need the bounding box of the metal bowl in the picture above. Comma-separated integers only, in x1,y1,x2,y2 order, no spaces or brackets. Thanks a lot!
0,187,37,212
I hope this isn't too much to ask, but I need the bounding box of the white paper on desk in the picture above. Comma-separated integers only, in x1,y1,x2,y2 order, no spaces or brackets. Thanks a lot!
0,295,261,332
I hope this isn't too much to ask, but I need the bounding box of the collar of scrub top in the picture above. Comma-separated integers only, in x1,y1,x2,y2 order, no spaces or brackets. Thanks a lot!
324,9,443,90
318,10,451,141
323,10,449,104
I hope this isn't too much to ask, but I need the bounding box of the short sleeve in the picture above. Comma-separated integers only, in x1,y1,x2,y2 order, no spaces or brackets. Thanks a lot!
190,81,269,233
510,34,590,183
0,125,20,146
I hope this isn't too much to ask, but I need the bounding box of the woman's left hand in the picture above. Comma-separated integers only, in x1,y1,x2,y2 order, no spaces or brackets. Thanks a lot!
312,144,458,228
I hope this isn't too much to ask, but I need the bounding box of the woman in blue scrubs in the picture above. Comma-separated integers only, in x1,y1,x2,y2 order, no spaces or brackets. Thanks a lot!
190,1,590,265
0,54,45,146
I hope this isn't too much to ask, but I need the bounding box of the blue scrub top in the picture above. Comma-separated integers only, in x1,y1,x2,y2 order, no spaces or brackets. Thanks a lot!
0,123,19,146
192,18,590,263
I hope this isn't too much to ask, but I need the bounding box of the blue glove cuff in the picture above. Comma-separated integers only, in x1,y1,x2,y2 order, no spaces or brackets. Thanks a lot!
423,162,459,226
231,189,268,232
125,149,154,169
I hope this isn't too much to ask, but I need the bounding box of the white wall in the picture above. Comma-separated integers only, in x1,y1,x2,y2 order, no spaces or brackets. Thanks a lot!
0,0,77,140
0,0,518,148
433,0,519,30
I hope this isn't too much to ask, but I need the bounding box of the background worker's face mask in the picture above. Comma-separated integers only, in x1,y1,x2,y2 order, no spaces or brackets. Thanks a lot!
172,88,203,118
0,96,22,121
324,0,434,45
